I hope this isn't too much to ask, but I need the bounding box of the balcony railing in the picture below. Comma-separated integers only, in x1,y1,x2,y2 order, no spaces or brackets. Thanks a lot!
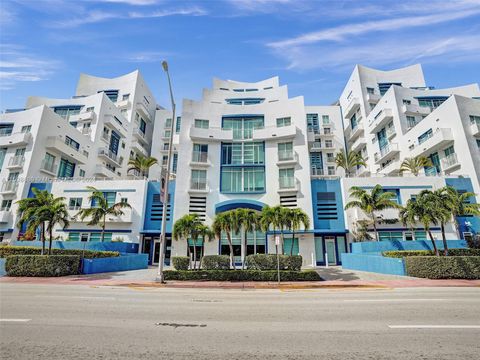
8,155,25,168
192,152,208,163
374,143,399,163
279,177,296,189
40,160,58,175
0,129,13,136
278,150,294,161
441,153,460,170
98,148,123,165
190,179,208,191
1,180,18,193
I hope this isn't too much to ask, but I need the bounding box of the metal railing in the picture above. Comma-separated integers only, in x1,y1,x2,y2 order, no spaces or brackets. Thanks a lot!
192,152,208,163
98,148,122,165
1,180,18,193
40,160,58,174
190,179,207,190
441,153,459,169
8,155,25,167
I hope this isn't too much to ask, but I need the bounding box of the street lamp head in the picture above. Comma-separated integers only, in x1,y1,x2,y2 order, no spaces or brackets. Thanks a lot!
162,61,168,72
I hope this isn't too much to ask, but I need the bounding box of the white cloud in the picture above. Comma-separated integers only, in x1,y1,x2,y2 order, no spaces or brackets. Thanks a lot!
124,51,172,63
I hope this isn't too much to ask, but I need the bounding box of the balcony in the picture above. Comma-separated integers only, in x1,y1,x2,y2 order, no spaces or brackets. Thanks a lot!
0,210,12,223
366,93,381,104
344,97,360,118
378,158,401,175
93,164,115,178
190,152,210,167
136,102,152,121
7,155,25,169
277,151,299,166
189,126,233,142
0,181,18,195
374,143,400,164
69,110,95,123
188,180,209,194
402,103,431,116
369,108,394,134
98,148,123,167
350,136,367,152
132,127,149,145
347,122,364,142
386,127,396,139
39,160,58,176
81,127,92,136
311,167,337,178
115,98,131,109
471,122,480,137
353,166,370,177
0,132,32,147
310,142,335,152
278,178,299,193
253,125,297,141
131,140,149,157
45,136,88,164
103,115,127,137
409,128,454,158
441,153,460,172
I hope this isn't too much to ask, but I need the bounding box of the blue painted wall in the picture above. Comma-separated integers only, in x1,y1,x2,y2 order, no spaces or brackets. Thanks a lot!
341,253,406,276
82,253,148,274
310,179,346,232
142,181,175,234
445,177,480,236
10,240,139,253
350,240,467,254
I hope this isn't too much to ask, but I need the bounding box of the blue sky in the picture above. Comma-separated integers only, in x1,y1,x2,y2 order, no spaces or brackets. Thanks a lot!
1,0,480,111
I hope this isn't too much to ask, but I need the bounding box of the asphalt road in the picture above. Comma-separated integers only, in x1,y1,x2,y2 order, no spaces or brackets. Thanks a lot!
1,284,479,360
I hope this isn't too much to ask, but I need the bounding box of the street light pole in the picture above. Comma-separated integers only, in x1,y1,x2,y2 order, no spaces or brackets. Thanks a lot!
156,60,176,283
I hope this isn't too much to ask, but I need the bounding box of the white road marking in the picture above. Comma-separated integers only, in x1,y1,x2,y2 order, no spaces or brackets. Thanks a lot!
344,298,446,302
34,295,115,300
389,325,480,329
0,319,31,322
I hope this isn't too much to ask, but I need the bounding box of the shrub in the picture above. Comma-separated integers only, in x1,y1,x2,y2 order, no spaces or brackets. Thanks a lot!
383,249,480,258
0,246,119,259
245,254,303,271
5,255,81,277
163,270,321,282
201,255,230,270
466,236,480,249
172,256,190,270
405,256,480,279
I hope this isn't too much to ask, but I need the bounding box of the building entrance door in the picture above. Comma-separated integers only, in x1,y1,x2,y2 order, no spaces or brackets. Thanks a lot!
325,236,337,265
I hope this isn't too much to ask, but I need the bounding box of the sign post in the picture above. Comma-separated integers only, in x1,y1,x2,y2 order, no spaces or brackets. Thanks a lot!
275,235,281,283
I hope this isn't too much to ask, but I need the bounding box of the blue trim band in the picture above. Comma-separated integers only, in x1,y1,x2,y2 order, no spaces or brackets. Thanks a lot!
57,229,132,233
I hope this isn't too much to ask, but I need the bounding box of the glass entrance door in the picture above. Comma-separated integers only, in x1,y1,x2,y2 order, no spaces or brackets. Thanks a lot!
325,237,336,265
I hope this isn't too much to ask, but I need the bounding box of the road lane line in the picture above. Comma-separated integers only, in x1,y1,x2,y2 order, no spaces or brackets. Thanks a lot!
0,319,31,322
344,298,446,302
34,295,115,300
389,325,480,329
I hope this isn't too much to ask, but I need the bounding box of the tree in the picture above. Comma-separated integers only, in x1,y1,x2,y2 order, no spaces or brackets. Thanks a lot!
235,208,259,269
399,156,432,176
335,150,366,177
443,187,480,239
16,188,54,255
212,211,236,269
172,214,203,270
38,200,70,255
283,208,310,255
127,155,158,177
197,224,215,267
344,185,401,241
351,220,374,242
259,205,284,258
76,187,131,242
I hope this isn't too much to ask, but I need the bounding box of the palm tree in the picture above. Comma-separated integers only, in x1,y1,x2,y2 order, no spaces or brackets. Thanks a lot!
284,208,310,255
76,187,131,242
399,156,432,176
351,220,374,242
38,200,70,255
236,208,259,269
172,214,203,269
127,155,158,177
197,224,215,268
259,205,284,258
335,150,366,177
443,186,480,239
16,188,54,255
344,185,401,241
212,211,236,269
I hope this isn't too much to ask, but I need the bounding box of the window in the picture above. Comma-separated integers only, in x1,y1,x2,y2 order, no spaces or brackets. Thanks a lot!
278,142,293,161
220,231,241,262
325,139,333,148
69,198,83,210
324,127,331,135
366,87,375,94
21,125,31,133
15,148,25,156
279,168,294,189
139,119,146,134
378,82,402,95
470,115,480,125
194,119,209,129
65,136,80,150
1,199,12,211
192,144,208,163
222,142,264,165
327,166,335,175
43,153,56,172
99,90,119,102
379,231,403,241
53,106,82,119
247,231,266,255
79,169,85,177
172,153,178,173
122,94,130,101
163,143,170,151
322,115,330,125
121,197,128,204
164,130,171,138
86,106,94,112
0,147,6,169
402,99,411,105
58,158,75,178
418,129,433,145
406,116,417,128
165,118,172,128
175,117,181,133
307,113,319,133
326,152,334,163
417,97,448,109
222,116,264,139
221,167,265,192
276,117,291,127
477,139,480,149
226,98,264,105
191,169,207,190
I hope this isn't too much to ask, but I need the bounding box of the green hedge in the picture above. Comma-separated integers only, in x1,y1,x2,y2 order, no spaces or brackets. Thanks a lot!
163,270,321,282
383,248,480,258
201,255,230,270
405,256,480,279
5,255,81,277
172,256,189,270
245,254,303,271
0,246,119,259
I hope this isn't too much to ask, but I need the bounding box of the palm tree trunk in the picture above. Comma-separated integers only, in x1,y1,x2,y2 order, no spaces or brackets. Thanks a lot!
290,230,295,256
200,236,205,270
48,227,53,255
41,222,46,255
242,229,247,270
101,215,106,242
441,223,448,256
192,239,197,270
372,215,379,241
227,233,235,270
186,244,191,270
427,229,439,256
453,216,461,239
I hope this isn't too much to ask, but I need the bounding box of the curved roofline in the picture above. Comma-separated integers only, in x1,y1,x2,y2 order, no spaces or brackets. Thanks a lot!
78,69,140,82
